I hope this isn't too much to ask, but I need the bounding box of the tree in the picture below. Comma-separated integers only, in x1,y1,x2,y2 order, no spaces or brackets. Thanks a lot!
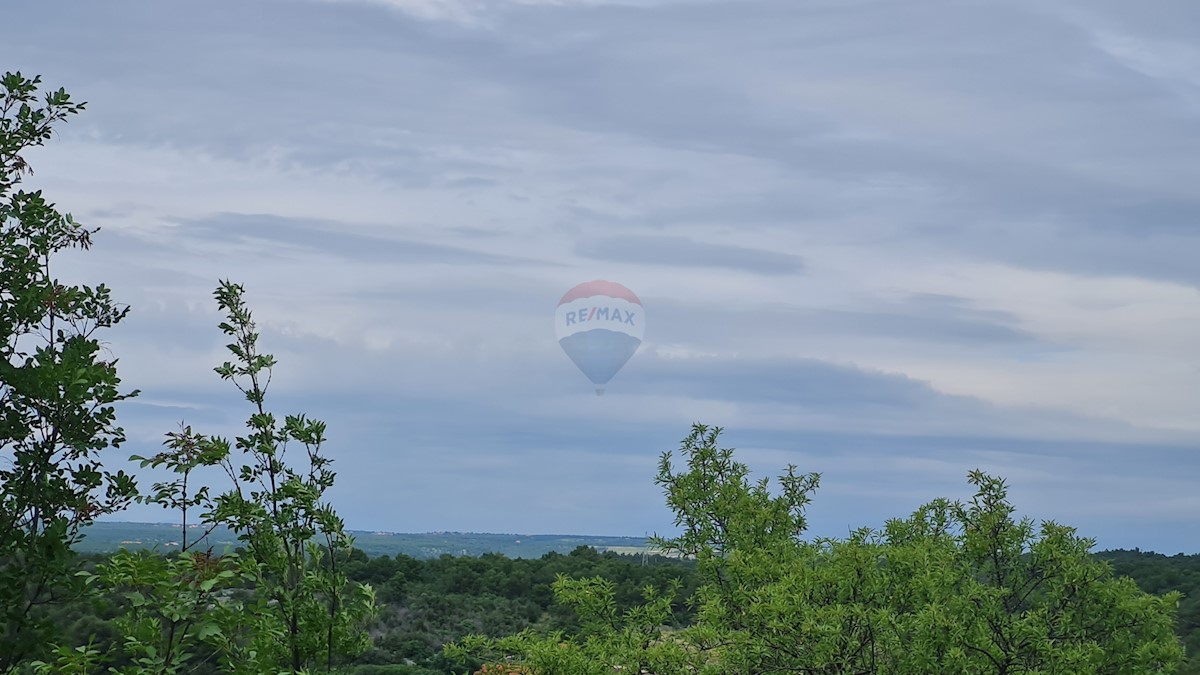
0,71,138,672
194,281,376,672
44,281,378,674
202,277,374,667
453,423,1185,674
68,427,247,675
0,70,368,674
448,575,692,675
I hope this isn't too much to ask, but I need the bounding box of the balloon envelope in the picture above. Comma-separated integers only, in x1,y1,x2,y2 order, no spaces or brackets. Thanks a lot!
555,280,644,394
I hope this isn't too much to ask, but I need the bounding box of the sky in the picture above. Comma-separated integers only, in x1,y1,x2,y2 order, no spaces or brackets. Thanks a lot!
4,0,1200,552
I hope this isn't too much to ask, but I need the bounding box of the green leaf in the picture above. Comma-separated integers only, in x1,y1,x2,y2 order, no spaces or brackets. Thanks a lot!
196,623,223,641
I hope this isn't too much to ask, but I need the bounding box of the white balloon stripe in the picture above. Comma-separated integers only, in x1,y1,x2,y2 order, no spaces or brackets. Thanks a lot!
555,296,645,341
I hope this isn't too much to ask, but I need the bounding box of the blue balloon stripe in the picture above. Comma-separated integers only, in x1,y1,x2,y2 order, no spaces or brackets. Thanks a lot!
558,330,642,386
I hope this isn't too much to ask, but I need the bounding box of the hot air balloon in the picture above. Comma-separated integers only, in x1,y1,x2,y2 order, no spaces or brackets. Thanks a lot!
555,280,644,395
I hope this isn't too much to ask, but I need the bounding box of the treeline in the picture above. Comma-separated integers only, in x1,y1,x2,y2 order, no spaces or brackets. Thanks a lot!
345,546,699,673
361,547,1200,674
35,545,1200,674
41,546,698,674
1098,550,1200,674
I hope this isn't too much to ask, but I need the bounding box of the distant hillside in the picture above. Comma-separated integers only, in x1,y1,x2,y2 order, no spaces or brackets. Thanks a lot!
79,521,654,559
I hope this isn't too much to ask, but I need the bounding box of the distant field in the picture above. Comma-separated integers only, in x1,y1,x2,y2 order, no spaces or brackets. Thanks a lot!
78,521,652,559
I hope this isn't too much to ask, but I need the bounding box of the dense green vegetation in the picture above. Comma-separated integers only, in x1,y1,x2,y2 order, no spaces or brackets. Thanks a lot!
20,543,1200,674
451,427,1190,674
32,547,696,674
1099,550,1200,674
3,71,1198,674
0,71,139,670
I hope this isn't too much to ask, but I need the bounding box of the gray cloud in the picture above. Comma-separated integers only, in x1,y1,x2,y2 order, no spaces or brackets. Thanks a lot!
6,0,1200,549
577,234,804,275
177,212,556,266
642,293,1045,353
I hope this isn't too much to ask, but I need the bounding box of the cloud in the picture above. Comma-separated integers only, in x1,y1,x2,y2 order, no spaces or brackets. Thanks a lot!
576,234,804,275
318,0,487,23
177,212,558,267
6,0,1200,550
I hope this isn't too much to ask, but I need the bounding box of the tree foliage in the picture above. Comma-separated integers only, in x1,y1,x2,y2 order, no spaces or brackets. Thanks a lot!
40,282,378,674
1101,550,1200,675
200,280,378,672
88,282,378,674
0,71,374,671
456,423,1185,674
33,545,698,674
0,71,138,672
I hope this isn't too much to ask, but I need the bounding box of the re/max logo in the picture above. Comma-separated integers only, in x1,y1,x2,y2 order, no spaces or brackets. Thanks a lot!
564,306,637,326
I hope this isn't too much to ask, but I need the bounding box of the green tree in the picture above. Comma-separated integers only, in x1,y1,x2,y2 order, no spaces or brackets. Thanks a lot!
448,574,691,675
68,427,249,675
453,423,1185,674
46,546,243,675
200,280,376,672
48,282,378,674
0,71,138,672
